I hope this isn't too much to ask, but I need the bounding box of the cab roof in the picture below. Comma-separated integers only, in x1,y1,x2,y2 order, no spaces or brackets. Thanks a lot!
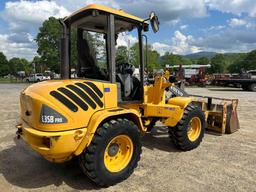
65,4,145,23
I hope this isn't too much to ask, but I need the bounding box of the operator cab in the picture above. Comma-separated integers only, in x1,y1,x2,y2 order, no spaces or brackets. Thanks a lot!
61,4,159,102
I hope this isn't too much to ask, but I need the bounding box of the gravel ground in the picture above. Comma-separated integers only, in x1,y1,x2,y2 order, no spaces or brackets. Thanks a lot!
0,84,255,192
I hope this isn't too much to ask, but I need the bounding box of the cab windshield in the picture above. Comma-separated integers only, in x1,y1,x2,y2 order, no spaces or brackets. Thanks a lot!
69,11,140,82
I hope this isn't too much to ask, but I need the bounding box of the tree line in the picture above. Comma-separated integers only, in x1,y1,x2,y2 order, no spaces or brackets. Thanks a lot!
0,16,255,77
0,53,31,76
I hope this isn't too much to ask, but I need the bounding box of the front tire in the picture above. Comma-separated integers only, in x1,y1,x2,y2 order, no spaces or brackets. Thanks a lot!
79,118,141,187
169,104,205,151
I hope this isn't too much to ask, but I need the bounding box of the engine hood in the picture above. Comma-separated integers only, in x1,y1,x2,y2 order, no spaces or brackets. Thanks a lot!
20,79,117,131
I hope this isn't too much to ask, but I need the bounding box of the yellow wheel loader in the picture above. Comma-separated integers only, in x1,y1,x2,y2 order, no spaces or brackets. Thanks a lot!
16,4,239,187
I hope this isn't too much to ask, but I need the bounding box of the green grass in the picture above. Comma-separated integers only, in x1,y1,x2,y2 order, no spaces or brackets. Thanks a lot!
0,77,24,83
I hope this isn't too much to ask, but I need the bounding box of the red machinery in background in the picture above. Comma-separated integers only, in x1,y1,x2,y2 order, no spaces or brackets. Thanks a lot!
169,64,212,86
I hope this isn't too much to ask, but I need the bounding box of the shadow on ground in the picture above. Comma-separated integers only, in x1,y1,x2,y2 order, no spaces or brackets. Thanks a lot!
142,126,179,153
0,138,98,190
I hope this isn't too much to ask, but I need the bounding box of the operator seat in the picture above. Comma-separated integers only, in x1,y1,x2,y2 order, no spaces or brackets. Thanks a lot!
116,63,140,101
77,29,106,80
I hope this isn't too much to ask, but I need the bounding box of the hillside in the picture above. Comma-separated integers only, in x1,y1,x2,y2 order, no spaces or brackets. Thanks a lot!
184,52,217,59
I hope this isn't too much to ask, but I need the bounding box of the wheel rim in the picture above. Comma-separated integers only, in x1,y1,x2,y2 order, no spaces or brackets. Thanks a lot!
187,117,201,142
104,135,133,173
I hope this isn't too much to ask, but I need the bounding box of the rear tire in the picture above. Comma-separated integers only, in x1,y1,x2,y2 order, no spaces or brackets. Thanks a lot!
78,118,141,187
249,83,256,92
169,104,205,151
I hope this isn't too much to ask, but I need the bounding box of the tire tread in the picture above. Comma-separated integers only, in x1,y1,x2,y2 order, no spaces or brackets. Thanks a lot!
79,118,141,187
168,104,205,151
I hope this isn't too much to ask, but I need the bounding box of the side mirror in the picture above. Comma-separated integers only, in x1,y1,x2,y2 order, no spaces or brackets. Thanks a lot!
149,12,160,33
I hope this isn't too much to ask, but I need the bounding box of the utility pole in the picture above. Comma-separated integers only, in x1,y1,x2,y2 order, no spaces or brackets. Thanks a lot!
127,39,130,63
32,63,36,82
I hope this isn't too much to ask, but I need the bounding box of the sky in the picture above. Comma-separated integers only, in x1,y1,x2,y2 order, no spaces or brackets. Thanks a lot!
0,0,256,61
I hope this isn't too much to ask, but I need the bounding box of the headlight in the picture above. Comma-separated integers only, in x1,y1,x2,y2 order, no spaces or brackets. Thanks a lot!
40,104,67,124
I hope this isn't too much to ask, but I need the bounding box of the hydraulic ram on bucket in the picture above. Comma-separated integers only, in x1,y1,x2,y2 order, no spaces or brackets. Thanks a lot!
190,95,240,134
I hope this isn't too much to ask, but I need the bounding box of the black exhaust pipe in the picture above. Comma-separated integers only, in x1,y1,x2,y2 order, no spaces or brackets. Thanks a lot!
59,19,70,79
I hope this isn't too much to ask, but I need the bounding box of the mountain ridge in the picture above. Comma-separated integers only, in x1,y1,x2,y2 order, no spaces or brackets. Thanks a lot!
183,51,217,59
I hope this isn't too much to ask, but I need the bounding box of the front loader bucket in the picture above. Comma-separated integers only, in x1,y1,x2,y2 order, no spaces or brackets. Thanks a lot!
190,95,240,134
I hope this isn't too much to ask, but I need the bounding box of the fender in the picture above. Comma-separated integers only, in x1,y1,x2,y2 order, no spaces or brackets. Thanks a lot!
164,97,192,127
74,107,144,155
168,96,192,109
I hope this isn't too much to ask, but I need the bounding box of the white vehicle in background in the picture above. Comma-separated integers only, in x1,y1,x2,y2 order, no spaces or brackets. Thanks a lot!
247,70,256,79
24,73,50,82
